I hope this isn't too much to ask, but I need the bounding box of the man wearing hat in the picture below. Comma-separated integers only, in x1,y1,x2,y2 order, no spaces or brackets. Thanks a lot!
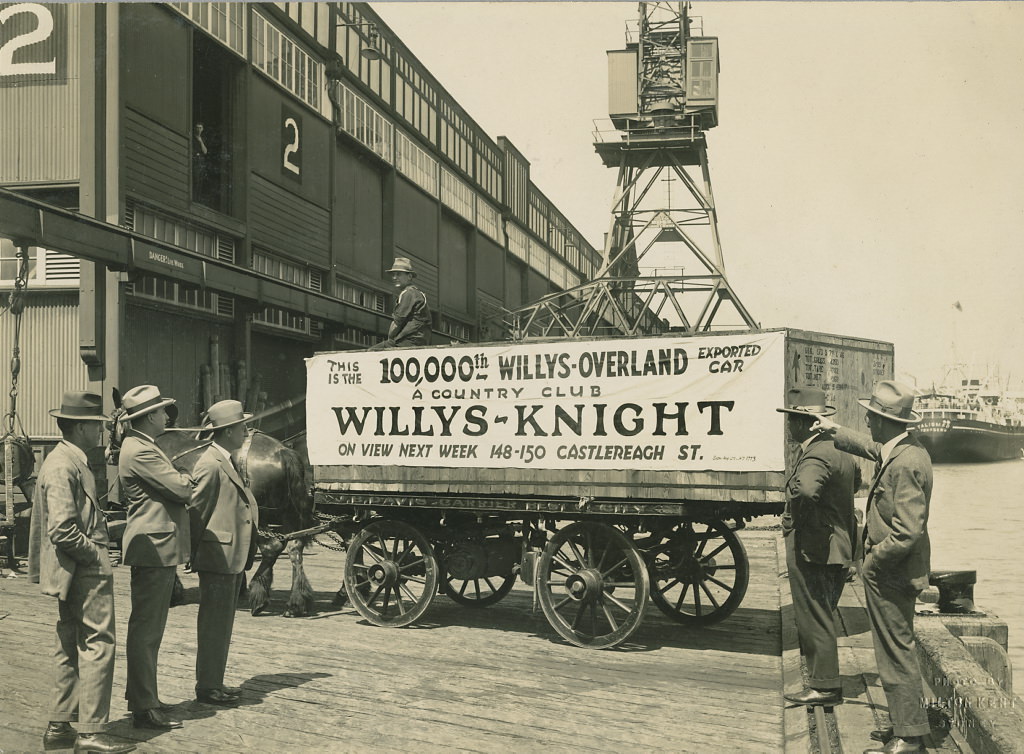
117,385,192,731
188,400,259,706
814,380,932,754
777,387,857,710
28,392,136,753
372,257,432,349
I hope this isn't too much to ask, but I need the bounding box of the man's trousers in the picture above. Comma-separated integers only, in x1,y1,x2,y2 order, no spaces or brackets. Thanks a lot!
125,565,176,712
786,536,846,689
51,568,116,733
195,571,242,693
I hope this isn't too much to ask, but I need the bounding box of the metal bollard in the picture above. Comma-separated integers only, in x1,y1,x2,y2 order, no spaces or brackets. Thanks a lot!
928,570,977,614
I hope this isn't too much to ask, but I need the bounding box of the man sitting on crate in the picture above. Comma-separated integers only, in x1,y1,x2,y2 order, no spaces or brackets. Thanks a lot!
778,386,857,710
369,257,432,350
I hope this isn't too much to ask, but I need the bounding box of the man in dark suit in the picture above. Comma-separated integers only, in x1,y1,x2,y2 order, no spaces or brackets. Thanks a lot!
778,386,857,709
28,392,137,753
118,385,192,731
189,400,259,706
815,380,932,754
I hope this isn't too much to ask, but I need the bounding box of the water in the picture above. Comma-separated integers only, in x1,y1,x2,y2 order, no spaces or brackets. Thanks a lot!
928,460,1024,674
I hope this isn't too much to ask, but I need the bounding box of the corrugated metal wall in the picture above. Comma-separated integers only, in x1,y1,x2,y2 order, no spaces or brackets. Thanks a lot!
333,149,385,280
250,174,331,268
438,214,469,315
0,4,80,184
0,293,88,439
123,108,191,212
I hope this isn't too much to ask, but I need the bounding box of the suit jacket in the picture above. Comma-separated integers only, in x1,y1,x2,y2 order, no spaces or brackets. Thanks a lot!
782,436,857,566
833,427,932,591
27,442,111,600
189,445,259,574
119,430,193,567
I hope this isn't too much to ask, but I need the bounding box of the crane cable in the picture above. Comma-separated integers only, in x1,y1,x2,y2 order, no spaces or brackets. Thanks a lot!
2,244,32,527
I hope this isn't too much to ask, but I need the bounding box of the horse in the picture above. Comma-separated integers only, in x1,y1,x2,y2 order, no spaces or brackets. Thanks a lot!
106,393,318,618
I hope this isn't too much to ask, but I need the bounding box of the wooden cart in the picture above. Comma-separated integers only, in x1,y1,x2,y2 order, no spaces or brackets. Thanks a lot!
309,329,893,648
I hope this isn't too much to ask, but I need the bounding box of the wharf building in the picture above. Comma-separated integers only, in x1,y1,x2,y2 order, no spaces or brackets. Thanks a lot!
0,2,601,443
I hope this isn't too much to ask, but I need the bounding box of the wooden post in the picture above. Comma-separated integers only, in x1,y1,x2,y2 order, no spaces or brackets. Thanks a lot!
200,364,213,411
209,335,221,402
237,360,248,410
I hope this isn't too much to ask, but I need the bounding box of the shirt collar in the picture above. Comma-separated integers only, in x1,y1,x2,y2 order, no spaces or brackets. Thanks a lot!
60,439,89,466
880,431,909,464
212,442,234,465
135,429,156,443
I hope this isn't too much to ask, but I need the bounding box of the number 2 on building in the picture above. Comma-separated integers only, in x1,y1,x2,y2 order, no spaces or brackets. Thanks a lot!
0,3,56,76
283,117,300,176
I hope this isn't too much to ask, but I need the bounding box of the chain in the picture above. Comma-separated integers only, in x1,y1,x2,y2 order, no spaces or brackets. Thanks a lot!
3,245,30,435
312,510,348,551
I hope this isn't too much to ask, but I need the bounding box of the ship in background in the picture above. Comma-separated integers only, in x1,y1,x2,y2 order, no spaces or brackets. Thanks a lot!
915,367,1024,463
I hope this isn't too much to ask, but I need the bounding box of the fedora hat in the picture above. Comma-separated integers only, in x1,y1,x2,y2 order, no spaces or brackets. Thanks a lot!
386,257,416,276
201,400,253,431
120,385,176,422
776,386,837,417
49,391,108,421
859,380,921,424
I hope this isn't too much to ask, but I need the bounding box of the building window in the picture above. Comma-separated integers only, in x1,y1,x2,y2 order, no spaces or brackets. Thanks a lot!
170,3,246,58
0,240,80,287
335,277,387,314
252,251,322,291
395,129,438,197
333,325,378,349
507,223,528,264
438,316,472,343
251,10,323,111
127,273,233,317
253,305,320,337
475,197,501,244
331,78,394,163
440,167,474,222
124,200,236,264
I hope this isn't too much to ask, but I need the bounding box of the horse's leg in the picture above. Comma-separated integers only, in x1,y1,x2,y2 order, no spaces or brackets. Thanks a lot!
248,536,284,616
332,580,348,607
283,538,315,618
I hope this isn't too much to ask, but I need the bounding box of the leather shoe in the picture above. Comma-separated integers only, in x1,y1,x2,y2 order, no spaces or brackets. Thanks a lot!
155,700,176,711
132,708,182,730
44,721,77,750
870,726,895,742
783,687,843,707
863,736,924,754
196,687,239,706
74,732,137,753
219,686,243,697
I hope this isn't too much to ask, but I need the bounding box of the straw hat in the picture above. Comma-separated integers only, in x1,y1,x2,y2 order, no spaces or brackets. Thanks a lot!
120,385,176,422
859,380,921,424
386,257,416,276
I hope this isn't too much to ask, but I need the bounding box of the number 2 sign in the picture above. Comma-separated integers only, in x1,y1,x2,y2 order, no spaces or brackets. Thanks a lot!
0,2,66,85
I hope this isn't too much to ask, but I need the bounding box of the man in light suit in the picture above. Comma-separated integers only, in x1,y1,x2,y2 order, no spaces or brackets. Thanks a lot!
28,392,136,753
118,385,192,731
815,380,932,754
189,400,259,706
778,387,857,709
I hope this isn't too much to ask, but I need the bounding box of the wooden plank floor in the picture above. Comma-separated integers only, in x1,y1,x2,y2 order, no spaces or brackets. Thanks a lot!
0,529,786,753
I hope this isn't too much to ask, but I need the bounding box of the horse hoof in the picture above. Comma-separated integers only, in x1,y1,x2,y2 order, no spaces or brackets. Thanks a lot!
251,604,266,617
332,593,348,608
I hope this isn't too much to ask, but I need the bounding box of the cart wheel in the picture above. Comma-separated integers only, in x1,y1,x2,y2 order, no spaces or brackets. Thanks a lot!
441,569,517,607
537,522,649,649
344,520,438,627
646,520,748,625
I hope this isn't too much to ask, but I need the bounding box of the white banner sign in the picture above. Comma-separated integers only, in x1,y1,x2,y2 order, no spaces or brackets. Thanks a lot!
306,332,786,471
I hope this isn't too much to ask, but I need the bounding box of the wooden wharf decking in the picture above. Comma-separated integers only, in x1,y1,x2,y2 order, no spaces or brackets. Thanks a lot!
0,529,962,753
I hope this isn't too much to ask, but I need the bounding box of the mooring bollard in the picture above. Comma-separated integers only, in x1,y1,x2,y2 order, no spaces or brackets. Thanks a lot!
928,569,977,614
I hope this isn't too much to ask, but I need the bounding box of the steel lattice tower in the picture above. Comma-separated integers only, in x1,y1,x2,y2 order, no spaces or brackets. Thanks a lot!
508,2,757,339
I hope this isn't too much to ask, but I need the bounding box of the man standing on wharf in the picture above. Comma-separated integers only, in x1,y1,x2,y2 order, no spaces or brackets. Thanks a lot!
189,400,259,707
118,385,192,731
29,392,136,753
814,380,932,754
778,387,857,709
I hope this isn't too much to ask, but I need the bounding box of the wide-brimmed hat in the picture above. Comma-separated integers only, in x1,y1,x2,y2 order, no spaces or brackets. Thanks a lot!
386,257,416,276
776,386,836,417
49,391,108,421
859,380,921,424
201,400,253,431
120,385,176,422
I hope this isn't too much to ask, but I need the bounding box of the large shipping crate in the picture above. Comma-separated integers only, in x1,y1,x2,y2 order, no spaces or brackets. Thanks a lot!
308,329,893,517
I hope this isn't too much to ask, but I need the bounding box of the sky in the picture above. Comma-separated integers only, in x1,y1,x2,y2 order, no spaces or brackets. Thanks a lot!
377,1,1024,391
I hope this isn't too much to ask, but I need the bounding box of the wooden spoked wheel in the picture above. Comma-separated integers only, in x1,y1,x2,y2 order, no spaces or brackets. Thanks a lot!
343,520,438,628
536,522,649,649
440,569,517,607
647,520,749,625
